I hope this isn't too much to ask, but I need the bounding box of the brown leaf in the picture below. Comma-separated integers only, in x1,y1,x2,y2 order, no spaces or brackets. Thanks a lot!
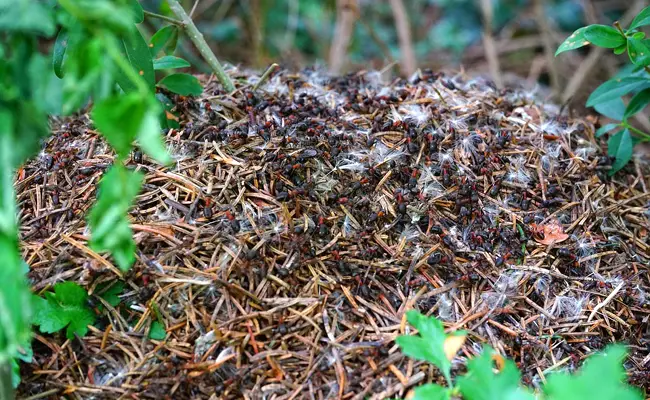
443,333,467,361
532,220,569,245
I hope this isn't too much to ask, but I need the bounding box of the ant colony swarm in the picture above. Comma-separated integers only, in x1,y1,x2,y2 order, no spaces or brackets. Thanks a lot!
20,66,650,397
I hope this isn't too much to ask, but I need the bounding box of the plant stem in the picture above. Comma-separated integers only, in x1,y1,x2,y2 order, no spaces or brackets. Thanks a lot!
253,63,279,92
614,21,626,36
143,10,185,26
0,361,14,400
165,0,235,92
625,123,650,141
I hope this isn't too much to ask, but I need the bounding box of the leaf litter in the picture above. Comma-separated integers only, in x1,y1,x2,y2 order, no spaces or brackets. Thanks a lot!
14,66,650,398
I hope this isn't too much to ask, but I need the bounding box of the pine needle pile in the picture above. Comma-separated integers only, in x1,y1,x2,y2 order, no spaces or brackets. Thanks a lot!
16,68,650,399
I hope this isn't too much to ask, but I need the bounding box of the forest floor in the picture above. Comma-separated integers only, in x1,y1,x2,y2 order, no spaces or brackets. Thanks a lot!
15,68,650,399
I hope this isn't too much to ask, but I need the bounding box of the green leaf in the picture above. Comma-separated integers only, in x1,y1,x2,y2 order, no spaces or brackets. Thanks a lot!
156,93,180,129
118,29,155,92
457,347,535,400
627,38,650,66
608,129,634,174
586,77,650,107
53,28,68,78
150,25,179,56
629,6,650,30
0,0,55,36
157,73,203,96
556,26,590,55
92,93,146,159
127,0,144,24
153,56,190,70
594,98,625,121
411,384,451,400
583,25,626,49
88,165,143,271
137,103,173,165
32,282,96,339
614,44,627,55
396,311,464,384
632,32,646,40
625,89,650,119
97,282,125,308
596,123,620,137
545,345,642,400
149,320,166,340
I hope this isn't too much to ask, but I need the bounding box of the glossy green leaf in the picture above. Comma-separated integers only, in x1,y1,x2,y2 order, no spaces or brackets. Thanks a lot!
556,26,590,55
594,98,625,121
586,77,650,107
608,129,634,174
595,123,620,137
92,93,146,159
32,282,96,339
127,0,144,24
629,6,650,30
153,56,190,70
88,164,144,271
544,345,642,400
52,28,68,78
457,347,534,400
150,25,179,56
624,89,650,119
149,320,166,340
632,32,646,40
583,25,625,49
157,73,203,96
614,44,627,55
627,38,650,66
119,28,155,92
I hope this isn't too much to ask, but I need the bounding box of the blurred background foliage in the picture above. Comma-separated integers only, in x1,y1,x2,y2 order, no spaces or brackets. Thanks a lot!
139,0,636,108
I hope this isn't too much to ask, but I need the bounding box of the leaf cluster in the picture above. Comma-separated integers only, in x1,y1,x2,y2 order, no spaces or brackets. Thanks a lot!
557,6,650,173
396,311,642,400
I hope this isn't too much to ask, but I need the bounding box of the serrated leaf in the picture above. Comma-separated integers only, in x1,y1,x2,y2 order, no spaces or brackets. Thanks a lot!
52,28,68,78
630,6,650,30
586,77,650,107
88,165,143,271
92,93,146,159
157,73,203,96
627,38,650,66
457,347,535,400
556,26,590,55
396,311,465,384
608,129,634,174
153,56,190,70
596,123,620,137
544,345,642,400
32,282,96,339
150,25,179,56
583,25,626,49
409,383,450,400
149,320,166,340
127,0,144,23
624,88,650,119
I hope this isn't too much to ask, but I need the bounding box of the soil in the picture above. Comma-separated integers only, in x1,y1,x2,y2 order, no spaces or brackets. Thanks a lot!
15,67,650,399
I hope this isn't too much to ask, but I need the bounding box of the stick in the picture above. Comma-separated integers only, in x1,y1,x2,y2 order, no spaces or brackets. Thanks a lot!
166,0,236,92
388,0,416,76
329,0,358,74
479,0,503,89
587,280,625,322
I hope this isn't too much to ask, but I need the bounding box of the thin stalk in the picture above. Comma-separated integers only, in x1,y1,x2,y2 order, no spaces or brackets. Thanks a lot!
165,0,235,92
0,361,13,400
625,123,650,141
143,10,184,27
253,63,279,92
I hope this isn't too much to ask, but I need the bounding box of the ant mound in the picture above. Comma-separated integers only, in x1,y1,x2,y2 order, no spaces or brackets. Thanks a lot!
17,67,650,398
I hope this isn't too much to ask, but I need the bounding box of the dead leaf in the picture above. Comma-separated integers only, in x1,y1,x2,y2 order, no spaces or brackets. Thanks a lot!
532,220,569,245
492,353,506,371
444,333,467,361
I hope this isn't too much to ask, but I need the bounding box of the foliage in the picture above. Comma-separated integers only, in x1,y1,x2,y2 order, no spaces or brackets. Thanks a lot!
556,5,650,174
396,311,641,400
32,282,96,340
0,0,212,392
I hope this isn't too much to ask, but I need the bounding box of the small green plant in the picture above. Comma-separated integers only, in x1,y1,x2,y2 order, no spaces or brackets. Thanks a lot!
396,311,642,400
32,282,96,340
556,6,650,174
